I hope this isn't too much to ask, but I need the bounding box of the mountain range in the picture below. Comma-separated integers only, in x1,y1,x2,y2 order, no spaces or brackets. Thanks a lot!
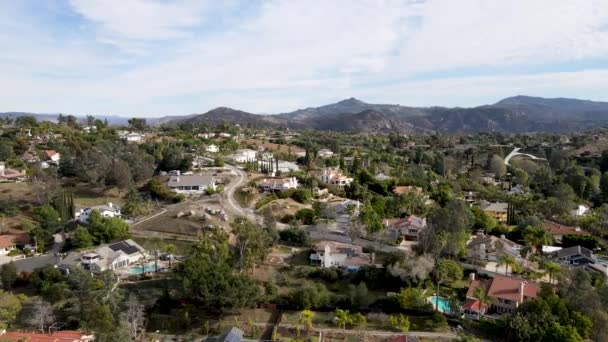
4,95,608,133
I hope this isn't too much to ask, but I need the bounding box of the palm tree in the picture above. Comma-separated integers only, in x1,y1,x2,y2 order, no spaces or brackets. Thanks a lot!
497,254,517,275
473,287,492,318
523,226,553,254
540,261,561,284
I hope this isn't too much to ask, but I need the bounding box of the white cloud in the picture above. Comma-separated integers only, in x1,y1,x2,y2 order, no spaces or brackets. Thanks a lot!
1,0,608,115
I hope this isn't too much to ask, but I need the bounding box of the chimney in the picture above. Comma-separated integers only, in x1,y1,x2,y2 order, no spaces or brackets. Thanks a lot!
108,202,113,208
519,282,525,304
469,272,476,281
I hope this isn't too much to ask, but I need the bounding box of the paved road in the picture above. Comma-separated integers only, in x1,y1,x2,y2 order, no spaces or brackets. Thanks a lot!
221,163,258,221
309,230,410,253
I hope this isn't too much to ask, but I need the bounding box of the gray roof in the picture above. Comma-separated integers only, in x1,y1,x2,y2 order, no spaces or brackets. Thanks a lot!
167,175,215,187
481,202,508,213
13,255,61,273
554,245,595,260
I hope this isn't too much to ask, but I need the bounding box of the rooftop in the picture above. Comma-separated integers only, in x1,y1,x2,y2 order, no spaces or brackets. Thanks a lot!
467,275,540,303
543,220,588,236
168,175,215,187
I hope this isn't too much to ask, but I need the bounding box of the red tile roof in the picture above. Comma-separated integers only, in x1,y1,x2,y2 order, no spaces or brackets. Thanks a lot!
0,235,18,248
43,150,59,158
0,330,93,342
543,220,588,236
463,298,486,312
467,276,540,304
392,186,423,195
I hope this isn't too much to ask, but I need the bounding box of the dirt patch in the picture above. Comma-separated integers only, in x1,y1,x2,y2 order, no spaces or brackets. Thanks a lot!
242,139,305,155
257,198,311,222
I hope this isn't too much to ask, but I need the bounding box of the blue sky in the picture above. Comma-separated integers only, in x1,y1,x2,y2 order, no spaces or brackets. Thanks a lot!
2,0,608,117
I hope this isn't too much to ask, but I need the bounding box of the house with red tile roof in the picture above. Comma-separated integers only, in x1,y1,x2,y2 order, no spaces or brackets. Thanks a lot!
0,330,94,341
463,273,540,319
382,215,427,241
543,220,589,243
0,162,25,183
392,186,423,196
43,150,61,163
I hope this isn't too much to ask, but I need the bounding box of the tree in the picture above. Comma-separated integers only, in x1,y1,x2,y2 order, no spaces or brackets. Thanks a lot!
278,227,310,246
497,254,518,276
539,261,561,285
231,217,272,272
299,309,314,333
162,243,177,268
523,226,552,254
334,309,352,330
396,288,427,310
0,263,17,290
435,259,464,285
73,226,94,249
0,290,24,329
123,293,145,341
24,298,54,332
127,118,147,131
489,154,506,178
295,208,316,225
389,313,410,332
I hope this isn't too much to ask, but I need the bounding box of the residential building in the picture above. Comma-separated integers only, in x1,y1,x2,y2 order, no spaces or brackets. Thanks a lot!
205,327,243,342
61,239,145,273
206,144,219,153
0,235,18,256
167,175,216,194
392,186,423,196
20,152,38,163
317,149,334,158
82,125,97,133
319,167,353,188
218,132,232,138
43,150,61,163
382,215,427,241
570,204,590,217
543,220,589,244
466,233,522,262
197,133,214,139
76,203,122,224
333,199,361,217
258,177,298,191
0,330,94,342
309,241,374,271
117,130,145,142
551,245,596,266
375,173,391,181
480,201,508,223
230,149,257,163
276,160,299,173
463,273,540,319
0,162,25,182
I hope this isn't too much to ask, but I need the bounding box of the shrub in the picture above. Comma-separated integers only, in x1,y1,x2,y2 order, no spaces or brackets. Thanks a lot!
295,209,316,225
279,227,310,246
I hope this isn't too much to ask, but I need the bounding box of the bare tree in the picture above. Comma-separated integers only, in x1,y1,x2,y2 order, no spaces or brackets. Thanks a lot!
123,293,145,341
24,298,54,332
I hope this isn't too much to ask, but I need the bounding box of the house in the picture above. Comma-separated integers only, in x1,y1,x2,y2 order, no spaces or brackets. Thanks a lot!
0,235,18,256
543,220,589,244
0,162,25,182
463,273,540,319
508,184,528,195
76,203,122,224
480,201,508,223
333,199,361,216
61,239,145,273
230,149,257,163
382,215,427,241
218,132,232,138
318,167,353,188
375,173,391,181
167,175,216,194
392,186,423,196
117,130,145,142
317,149,334,158
206,144,219,153
43,150,61,163
466,233,522,262
20,152,38,163
258,177,298,191
570,204,590,217
197,133,214,139
309,241,374,271
463,191,478,204
551,245,596,266
276,161,299,173
0,330,94,342
82,125,97,133
206,327,243,342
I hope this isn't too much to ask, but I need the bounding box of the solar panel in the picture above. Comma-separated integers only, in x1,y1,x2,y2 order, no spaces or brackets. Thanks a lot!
109,241,140,255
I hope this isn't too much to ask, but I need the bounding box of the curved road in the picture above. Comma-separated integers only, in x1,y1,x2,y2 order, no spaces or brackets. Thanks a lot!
222,163,258,221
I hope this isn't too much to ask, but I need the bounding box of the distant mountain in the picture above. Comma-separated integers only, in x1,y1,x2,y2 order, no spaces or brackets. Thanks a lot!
6,95,608,133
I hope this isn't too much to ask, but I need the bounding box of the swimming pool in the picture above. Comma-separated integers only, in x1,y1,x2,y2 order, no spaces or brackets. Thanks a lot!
427,296,453,314
129,263,157,275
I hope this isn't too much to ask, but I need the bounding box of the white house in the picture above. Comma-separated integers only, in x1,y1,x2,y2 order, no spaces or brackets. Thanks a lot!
61,239,145,273
82,126,97,133
167,175,216,194
43,150,61,163
117,130,144,142
0,235,18,256
309,241,373,271
206,144,220,153
319,167,353,188
0,162,25,183
277,161,300,173
571,204,590,217
258,177,298,191
76,203,122,224
218,132,232,138
317,149,334,158
230,149,257,163
197,133,214,139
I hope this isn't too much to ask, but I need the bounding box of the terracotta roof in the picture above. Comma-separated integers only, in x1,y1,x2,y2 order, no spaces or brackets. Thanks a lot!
393,186,423,195
0,235,18,248
462,298,486,312
0,330,93,342
467,276,540,304
43,150,59,157
543,220,588,236
0,168,24,179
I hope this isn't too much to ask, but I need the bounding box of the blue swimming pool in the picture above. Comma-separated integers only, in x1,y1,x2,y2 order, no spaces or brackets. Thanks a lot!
129,263,157,274
427,296,453,314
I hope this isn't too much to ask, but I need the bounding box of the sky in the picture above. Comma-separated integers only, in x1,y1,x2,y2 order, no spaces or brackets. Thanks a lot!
2,0,608,117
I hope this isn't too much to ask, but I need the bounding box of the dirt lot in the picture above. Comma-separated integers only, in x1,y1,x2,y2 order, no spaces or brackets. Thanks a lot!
242,138,305,155
257,198,311,222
